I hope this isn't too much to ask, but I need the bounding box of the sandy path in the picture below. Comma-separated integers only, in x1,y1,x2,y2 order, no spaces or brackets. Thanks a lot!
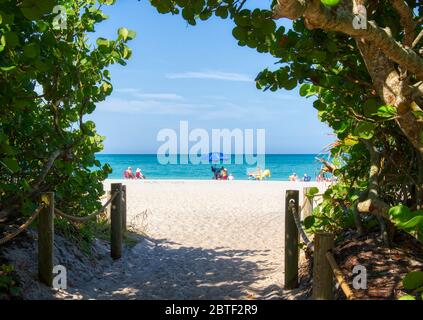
4,180,325,300
59,180,323,300
125,180,286,300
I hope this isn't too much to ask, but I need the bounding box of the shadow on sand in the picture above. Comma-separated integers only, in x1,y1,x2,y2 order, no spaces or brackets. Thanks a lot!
65,235,284,300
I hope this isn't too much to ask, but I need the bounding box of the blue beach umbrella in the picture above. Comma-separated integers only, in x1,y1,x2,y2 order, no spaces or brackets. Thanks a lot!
202,152,229,163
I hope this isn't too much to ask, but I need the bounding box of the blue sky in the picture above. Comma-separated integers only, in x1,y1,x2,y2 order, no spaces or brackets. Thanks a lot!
91,0,334,154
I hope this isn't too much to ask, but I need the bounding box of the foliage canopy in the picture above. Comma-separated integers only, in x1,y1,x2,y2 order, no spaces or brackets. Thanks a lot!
0,0,135,222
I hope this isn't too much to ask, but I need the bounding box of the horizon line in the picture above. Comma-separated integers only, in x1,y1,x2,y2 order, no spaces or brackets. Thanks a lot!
96,153,326,155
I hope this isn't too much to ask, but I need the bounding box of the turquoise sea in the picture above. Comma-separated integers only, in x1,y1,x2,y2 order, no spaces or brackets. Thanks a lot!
96,154,326,181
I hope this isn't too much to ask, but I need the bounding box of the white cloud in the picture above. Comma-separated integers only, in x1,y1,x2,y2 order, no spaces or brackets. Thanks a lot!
99,98,215,116
115,88,184,101
166,70,253,82
98,86,301,121
115,88,140,93
133,93,184,101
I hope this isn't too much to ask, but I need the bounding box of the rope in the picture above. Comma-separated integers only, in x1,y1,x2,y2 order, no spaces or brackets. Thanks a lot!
54,191,120,222
289,199,314,251
0,204,45,246
292,195,355,300
325,251,356,300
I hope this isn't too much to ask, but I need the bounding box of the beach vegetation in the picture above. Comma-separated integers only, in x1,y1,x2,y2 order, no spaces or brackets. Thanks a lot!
0,1,134,239
0,264,20,299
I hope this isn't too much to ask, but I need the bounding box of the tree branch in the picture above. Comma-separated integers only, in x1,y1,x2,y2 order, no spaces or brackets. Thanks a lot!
357,139,391,219
356,38,423,156
273,0,423,81
390,0,416,47
316,157,336,173
30,149,62,191
412,29,423,49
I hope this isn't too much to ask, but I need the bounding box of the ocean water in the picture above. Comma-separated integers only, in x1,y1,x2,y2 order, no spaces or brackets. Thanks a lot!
96,154,326,181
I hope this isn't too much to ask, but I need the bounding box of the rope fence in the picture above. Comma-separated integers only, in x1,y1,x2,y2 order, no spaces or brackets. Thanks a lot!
54,191,120,222
285,188,355,300
288,199,314,251
1,183,351,298
0,183,127,287
0,204,45,246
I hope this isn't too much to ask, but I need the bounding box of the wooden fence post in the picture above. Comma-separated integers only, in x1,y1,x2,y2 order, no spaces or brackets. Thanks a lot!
39,192,54,287
284,190,299,289
122,185,127,233
111,183,123,259
313,232,335,300
302,187,314,220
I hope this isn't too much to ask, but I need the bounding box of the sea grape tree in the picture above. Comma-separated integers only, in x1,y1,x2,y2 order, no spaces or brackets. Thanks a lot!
0,0,135,222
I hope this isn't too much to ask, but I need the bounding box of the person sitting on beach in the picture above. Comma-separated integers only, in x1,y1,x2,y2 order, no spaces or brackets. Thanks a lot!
289,172,297,181
135,168,145,179
220,167,228,180
124,167,134,179
211,165,220,180
248,167,262,180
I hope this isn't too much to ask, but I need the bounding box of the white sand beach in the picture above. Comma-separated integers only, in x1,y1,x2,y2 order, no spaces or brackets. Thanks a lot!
94,179,328,299
4,179,329,300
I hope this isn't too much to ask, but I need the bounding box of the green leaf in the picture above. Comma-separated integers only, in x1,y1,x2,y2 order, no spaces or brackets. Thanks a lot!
101,82,113,94
0,65,17,71
5,32,19,48
403,271,423,290
118,27,129,41
96,37,110,48
299,84,312,97
1,158,20,173
320,0,341,6
343,135,359,146
0,10,14,25
23,43,40,58
313,100,326,111
0,34,5,52
354,122,375,140
411,110,423,119
284,78,297,90
232,26,248,41
398,295,416,300
37,20,49,32
363,99,380,117
306,187,319,197
215,6,228,19
100,0,116,4
389,205,415,224
261,19,276,34
20,0,56,20
127,30,137,40
234,13,250,27
397,215,423,229
376,105,396,118
304,216,315,229
122,46,132,59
